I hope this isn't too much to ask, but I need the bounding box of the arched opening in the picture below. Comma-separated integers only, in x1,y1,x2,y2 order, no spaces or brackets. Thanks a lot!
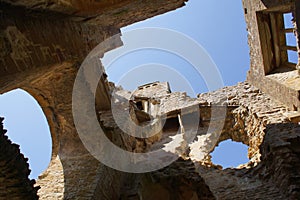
0,89,52,179
210,139,249,169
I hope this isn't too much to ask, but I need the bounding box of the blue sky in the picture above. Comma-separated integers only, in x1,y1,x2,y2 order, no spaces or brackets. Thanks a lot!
0,0,251,179
107,0,250,92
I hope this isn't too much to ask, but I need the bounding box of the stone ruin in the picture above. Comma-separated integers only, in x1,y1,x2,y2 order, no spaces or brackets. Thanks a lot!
0,0,300,199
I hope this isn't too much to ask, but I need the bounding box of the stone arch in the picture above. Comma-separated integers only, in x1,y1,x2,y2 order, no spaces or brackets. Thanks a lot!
0,84,65,198
21,87,59,160
16,62,127,200
0,88,53,179
19,86,65,199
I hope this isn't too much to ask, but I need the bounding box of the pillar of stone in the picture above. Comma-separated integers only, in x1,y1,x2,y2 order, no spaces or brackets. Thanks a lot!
23,62,126,199
293,2,300,75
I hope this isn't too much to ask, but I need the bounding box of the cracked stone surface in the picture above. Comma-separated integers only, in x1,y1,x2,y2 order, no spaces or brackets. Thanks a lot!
0,0,300,199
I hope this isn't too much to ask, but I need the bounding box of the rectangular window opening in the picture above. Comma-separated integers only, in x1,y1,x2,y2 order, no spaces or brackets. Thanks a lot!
287,50,298,64
136,101,144,110
284,12,294,29
258,10,298,74
285,32,297,47
283,12,298,66
162,117,180,132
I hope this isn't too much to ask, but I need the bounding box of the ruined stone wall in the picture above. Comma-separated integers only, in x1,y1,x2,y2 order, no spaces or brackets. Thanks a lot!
242,0,294,76
242,0,300,110
198,82,291,163
1,0,300,199
258,123,300,198
194,82,298,199
97,81,299,199
0,1,189,198
120,81,299,200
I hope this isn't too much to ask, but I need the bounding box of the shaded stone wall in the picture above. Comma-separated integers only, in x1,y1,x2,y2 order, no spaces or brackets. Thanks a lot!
0,0,188,28
1,0,300,199
258,123,300,198
0,2,115,78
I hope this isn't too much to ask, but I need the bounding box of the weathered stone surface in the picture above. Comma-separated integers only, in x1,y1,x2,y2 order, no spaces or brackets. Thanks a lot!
0,0,300,199
0,1,189,199
243,0,300,110
98,81,299,199
0,0,187,27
